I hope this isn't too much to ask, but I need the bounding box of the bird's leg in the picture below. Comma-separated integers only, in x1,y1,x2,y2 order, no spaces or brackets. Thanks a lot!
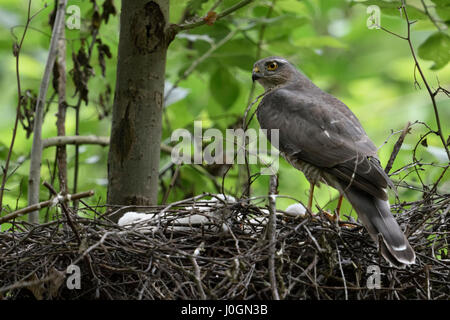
335,195,343,222
307,183,315,212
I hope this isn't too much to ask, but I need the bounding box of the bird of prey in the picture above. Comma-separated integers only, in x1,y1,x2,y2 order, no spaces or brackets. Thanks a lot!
252,56,415,267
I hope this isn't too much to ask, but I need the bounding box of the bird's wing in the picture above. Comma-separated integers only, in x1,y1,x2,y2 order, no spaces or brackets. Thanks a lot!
257,87,393,199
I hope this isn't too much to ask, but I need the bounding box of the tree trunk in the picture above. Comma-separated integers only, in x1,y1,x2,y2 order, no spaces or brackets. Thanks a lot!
107,0,169,220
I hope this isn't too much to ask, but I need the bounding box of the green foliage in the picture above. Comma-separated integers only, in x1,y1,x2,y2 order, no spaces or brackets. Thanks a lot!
186,0,210,13
209,67,241,110
431,0,450,24
418,32,450,69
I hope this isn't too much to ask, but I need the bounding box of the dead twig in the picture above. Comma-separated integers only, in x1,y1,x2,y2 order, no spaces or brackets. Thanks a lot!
0,189,94,224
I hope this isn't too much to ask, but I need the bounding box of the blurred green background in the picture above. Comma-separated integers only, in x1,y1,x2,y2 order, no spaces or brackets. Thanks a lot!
0,0,448,224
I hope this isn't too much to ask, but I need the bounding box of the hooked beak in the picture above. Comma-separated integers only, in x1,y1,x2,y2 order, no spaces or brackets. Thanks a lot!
252,66,262,82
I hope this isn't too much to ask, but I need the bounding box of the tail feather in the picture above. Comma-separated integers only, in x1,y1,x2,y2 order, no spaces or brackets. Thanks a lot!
343,185,415,267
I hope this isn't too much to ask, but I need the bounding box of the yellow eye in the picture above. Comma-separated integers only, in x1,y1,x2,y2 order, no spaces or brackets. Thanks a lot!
267,62,278,71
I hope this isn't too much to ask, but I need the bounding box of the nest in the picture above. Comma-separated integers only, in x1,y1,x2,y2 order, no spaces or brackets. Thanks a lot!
0,191,448,300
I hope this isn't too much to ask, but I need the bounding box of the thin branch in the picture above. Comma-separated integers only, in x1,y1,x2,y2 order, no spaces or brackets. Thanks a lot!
161,165,180,205
420,0,442,31
0,189,94,224
190,255,207,300
43,135,110,148
55,19,68,195
170,0,254,33
335,242,348,300
385,121,411,174
267,174,280,300
240,0,276,199
73,28,98,198
380,1,450,162
27,0,68,223
43,181,81,243
0,0,33,215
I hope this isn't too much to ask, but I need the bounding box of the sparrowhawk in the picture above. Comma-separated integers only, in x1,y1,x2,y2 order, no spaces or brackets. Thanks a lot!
252,56,415,267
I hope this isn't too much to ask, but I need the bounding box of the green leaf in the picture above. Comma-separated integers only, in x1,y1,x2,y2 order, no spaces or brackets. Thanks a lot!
264,15,310,40
431,0,450,22
213,38,255,70
356,0,427,20
418,32,450,69
194,21,232,41
186,0,209,13
209,67,240,110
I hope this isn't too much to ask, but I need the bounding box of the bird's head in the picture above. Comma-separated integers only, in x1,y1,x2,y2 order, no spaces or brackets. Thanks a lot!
252,56,300,90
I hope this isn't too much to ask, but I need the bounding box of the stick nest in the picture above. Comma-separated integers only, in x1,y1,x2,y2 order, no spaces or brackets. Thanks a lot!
0,193,448,300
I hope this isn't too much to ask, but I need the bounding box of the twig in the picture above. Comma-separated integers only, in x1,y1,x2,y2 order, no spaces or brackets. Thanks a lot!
190,256,207,300
407,197,450,237
42,181,81,243
0,1,34,215
245,0,276,107
43,135,110,148
73,28,98,198
0,274,61,294
385,121,411,174
42,136,175,155
420,0,442,31
161,165,180,205
303,225,325,253
27,0,68,223
241,0,276,199
55,19,68,195
381,1,450,161
267,174,280,300
0,190,94,224
335,242,348,300
169,0,254,34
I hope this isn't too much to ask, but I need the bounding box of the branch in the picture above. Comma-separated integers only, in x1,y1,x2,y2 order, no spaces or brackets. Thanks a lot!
0,0,33,215
27,0,68,223
0,189,94,224
267,174,280,300
241,0,276,199
380,1,450,162
55,19,68,194
73,28,99,197
43,135,110,148
189,255,207,300
43,181,81,243
420,0,443,31
168,0,254,35
42,135,174,155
